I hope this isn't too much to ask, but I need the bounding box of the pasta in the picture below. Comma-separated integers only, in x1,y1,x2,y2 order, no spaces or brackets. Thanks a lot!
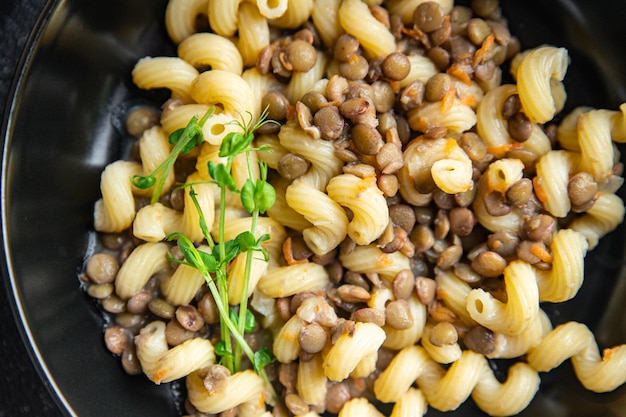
84,0,626,416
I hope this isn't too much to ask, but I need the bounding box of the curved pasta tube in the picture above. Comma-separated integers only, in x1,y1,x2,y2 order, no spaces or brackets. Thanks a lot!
390,388,428,417
297,353,328,406
207,0,241,37
191,69,258,119
132,172,215,243
338,0,395,59
400,136,474,195
473,159,524,233
237,2,271,67
516,46,569,124
165,0,208,43
323,322,386,381
556,106,591,151
273,314,305,363
374,345,539,415
569,192,625,249
278,122,344,191
488,309,552,359
339,244,411,281
133,126,176,200
527,321,626,392
135,321,215,384
93,160,143,233
270,0,314,29
534,150,581,217
242,68,286,118
434,269,476,326
132,57,199,103
339,398,385,417
476,84,551,158
398,54,438,89
257,262,329,298
535,228,588,302
161,247,209,306
266,176,312,232
408,99,477,135
115,242,170,300
326,173,389,245
186,369,265,413
178,33,243,74
256,0,288,19
285,179,348,256
311,0,343,49
577,106,626,182
466,260,539,336
382,295,427,350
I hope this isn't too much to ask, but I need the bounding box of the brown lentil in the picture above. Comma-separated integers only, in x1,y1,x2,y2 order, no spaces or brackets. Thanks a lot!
425,73,451,102
298,323,328,354
506,178,533,206
453,262,483,283
523,214,555,242
339,97,371,120
351,123,383,155
508,111,532,142
467,18,491,45
277,153,310,180
334,34,360,62
314,105,344,140
371,81,396,113
300,91,328,114
389,203,416,233
437,244,463,270
104,325,131,355
115,312,144,329
337,284,371,303
338,55,369,81
262,91,291,123
126,291,153,314
483,191,512,216
286,40,317,72
87,283,114,299
413,1,445,32
285,393,310,416
165,319,195,346
148,297,175,319
487,230,520,258
385,300,414,330
415,276,437,305
352,308,385,327
471,250,507,277
381,52,411,81
502,94,522,119
121,344,142,375
325,383,351,414
568,172,598,207
427,46,451,70
176,305,205,332
125,106,159,138
86,253,119,285
101,294,126,314
429,321,458,346
393,269,415,300
471,0,499,18
463,325,496,354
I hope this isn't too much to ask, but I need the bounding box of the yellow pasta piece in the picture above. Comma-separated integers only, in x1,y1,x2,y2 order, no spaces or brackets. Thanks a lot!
270,0,314,29
273,314,305,363
534,150,580,217
186,369,265,413
390,388,428,417
326,173,389,245
516,46,569,124
385,0,453,24
297,353,328,406
135,321,215,384
338,0,395,59
160,245,210,306
286,179,348,256
527,321,626,392
488,308,552,359
115,242,170,300
93,160,143,233
323,322,386,381
207,0,241,37
256,0,288,19
408,98,477,135
257,262,329,298
338,397,385,417
178,33,243,74
569,192,625,249
237,2,271,68
339,244,411,281
382,295,427,350
132,56,199,103
311,0,344,49
466,260,539,336
165,0,208,43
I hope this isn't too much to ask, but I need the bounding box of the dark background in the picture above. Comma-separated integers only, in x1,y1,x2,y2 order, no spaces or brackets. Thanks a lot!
0,0,64,415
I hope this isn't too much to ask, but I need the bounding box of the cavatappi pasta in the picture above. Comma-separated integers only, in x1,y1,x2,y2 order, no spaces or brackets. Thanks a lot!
82,0,626,416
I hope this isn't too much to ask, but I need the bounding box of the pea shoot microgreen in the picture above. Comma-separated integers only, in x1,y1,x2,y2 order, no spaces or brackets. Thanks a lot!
131,107,215,204
164,108,279,387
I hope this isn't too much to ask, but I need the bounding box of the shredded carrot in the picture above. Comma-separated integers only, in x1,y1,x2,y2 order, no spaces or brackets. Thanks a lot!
282,237,308,266
447,64,472,85
532,176,549,203
486,142,522,156
603,346,618,361
440,88,456,113
473,33,495,67
530,243,552,263
460,94,477,108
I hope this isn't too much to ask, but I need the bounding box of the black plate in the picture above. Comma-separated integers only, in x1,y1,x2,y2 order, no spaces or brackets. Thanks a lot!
2,0,626,416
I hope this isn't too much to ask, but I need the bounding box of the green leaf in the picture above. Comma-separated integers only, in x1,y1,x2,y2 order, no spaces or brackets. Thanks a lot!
220,132,254,158
244,309,256,333
198,249,218,273
215,340,232,359
131,174,156,190
168,126,186,145
236,231,257,252
253,347,275,374
240,179,256,214
208,161,238,193
255,180,276,214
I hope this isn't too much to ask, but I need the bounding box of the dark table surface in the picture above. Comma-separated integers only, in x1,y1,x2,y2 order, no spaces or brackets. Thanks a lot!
1,0,65,415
